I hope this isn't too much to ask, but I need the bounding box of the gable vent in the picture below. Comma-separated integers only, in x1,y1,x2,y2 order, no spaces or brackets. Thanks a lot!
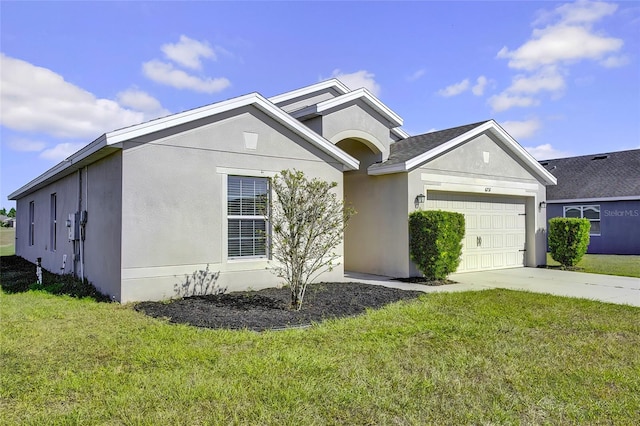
592,155,609,160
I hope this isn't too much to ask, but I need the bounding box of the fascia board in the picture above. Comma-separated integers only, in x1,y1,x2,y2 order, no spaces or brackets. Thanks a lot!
268,79,351,105
251,94,359,171
106,93,260,145
8,135,108,200
367,162,408,175
315,88,403,127
391,127,411,139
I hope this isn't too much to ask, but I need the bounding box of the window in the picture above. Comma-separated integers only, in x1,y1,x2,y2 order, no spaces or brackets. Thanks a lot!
50,194,57,251
564,205,600,235
227,176,269,258
29,201,35,246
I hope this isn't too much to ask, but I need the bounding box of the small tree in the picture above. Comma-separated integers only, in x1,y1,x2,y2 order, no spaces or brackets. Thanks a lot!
0,208,6,216
409,210,465,280
8,208,16,218
269,169,354,310
548,217,590,267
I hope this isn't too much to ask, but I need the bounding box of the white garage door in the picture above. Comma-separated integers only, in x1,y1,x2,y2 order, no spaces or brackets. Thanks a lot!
426,192,526,273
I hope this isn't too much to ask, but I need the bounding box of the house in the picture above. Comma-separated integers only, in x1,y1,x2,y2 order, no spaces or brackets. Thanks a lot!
540,150,640,254
9,80,556,302
1,215,15,227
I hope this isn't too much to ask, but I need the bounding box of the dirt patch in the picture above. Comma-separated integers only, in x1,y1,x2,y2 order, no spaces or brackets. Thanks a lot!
135,283,423,331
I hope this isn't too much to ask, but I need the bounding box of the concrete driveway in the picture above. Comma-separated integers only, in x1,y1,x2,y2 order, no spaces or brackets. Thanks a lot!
346,268,640,307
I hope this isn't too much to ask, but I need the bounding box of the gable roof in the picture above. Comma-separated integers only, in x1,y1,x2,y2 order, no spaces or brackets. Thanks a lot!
289,88,403,128
369,119,557,186
268,79,350,105
540,149,640,201
9,92,360,200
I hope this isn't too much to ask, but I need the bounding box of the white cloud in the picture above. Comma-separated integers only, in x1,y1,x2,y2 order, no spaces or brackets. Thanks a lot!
498,25,623,70
437,79,470,97
0,54,146,139
40,142,86,161
501,118,542,140
489,93,540,112
7,138,46,152
524,143,572,160
599,55,630,68
330,69,381,96
491,1,625,114
509,68,566,94
498,1,623,71
116,88,171,119
407,69,426,82
553,0,618,25
471,76,488,96
161,35,216,70
142,60,230,94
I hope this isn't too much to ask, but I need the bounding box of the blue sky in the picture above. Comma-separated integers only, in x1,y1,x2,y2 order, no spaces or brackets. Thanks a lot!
2,1,639,208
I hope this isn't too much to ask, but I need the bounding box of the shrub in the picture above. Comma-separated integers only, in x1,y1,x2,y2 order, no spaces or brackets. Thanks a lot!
409,210,465,280
548,218,591,267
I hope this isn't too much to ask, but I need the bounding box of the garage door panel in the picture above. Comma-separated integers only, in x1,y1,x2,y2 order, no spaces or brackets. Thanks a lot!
426,191,527,273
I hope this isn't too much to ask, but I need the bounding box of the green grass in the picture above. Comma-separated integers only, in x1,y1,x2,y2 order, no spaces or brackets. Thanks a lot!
1,288,638,425
547,253,640,278
0,228,15,256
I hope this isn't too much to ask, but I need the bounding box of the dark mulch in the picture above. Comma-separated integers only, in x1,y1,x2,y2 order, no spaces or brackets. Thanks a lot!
135,283,424,332
394,277,456,286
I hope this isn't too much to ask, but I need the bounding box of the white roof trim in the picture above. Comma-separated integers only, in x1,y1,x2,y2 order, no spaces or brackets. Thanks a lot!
315,88,403,127
268,79,351,105
369,120,557,186
391,127,410,139
288,88,403,128
547,196,640,203
10,92,360,199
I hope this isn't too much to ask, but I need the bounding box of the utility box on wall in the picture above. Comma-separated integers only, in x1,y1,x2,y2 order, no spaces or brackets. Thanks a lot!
67,213,79,241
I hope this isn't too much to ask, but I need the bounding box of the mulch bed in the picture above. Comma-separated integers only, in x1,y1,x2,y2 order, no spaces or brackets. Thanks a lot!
135,282,424,332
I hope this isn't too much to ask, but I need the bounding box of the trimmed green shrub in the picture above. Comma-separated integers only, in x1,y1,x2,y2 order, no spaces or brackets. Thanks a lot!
409,210,465,280
548,218,591,267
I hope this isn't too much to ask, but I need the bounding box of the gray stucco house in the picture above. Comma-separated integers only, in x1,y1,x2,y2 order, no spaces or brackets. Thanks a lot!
540,149,640,254
9,80,556,302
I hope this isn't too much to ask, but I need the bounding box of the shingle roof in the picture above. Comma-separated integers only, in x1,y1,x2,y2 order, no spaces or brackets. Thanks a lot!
371,120,490,167
540,149,640,200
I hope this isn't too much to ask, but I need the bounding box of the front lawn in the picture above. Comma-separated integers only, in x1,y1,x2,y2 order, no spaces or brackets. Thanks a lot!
0,228,15,256
547,253,640,278
1,287,638,424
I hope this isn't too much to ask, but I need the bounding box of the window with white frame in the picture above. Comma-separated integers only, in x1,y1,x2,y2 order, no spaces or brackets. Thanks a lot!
564,205,600,235
50,193,57,251
227,176,269,258
29,201,35,246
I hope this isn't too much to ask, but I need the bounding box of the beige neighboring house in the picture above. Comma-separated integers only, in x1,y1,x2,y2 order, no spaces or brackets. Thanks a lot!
9,80,556,302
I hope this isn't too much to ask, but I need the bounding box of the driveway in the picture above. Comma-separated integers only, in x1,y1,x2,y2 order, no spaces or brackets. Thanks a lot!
345,268,640,307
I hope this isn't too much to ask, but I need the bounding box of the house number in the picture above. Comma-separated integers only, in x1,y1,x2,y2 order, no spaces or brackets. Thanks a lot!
484,187,491,192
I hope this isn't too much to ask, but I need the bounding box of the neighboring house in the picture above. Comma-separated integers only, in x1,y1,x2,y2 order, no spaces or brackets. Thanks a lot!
9,80,556,302
540,150,640,254
0,215,15,227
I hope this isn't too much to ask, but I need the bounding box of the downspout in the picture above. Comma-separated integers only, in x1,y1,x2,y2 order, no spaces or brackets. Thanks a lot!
78,169,83,282
80,166,88,282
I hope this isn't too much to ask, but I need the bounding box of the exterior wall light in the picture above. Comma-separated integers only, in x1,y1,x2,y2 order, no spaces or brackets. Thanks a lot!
415,194,426,209
539,201,547,210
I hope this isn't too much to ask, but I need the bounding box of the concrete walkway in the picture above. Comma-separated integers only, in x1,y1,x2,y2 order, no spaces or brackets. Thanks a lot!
345,268,640,307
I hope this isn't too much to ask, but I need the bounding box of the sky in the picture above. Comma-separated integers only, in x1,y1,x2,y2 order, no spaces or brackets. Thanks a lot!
1,0,639,209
